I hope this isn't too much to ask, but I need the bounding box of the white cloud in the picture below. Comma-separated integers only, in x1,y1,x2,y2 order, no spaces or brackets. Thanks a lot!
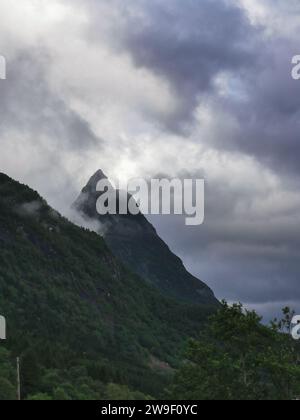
238,0,300,37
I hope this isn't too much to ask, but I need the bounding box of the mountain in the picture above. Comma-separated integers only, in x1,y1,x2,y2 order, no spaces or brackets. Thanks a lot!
73,170,217,306
0,173,217,400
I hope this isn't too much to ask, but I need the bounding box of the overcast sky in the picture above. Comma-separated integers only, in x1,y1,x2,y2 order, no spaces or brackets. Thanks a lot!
0,0,300,320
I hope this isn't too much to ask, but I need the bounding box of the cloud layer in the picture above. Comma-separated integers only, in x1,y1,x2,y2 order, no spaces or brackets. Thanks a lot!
0,0,299,320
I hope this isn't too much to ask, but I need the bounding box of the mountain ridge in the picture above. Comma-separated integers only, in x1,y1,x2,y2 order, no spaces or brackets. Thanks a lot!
0,171,217,399
74,170,217,306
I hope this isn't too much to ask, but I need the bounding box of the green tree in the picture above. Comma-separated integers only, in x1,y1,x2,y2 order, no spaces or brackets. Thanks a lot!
27,393,53,400
0,348,16,400
104,383,152,400
171,302,300,400
52,387,71,400
0,378,16,400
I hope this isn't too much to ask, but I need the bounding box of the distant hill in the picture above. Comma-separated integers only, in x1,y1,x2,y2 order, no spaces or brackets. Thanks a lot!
73,170,217,306
0,172,217,400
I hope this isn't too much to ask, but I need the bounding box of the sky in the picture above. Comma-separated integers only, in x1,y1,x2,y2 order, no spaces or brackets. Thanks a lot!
0,0,300,320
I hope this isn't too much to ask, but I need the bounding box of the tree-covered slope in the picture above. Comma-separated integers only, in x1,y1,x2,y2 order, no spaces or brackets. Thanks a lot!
0,173,216,400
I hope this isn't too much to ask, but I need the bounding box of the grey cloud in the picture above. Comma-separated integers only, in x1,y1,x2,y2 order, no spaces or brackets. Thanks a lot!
123,0,300,179
0,50,104,213
0,52,100,151
148,168,300,321
15,200,43,218
90,0,300,178
210,39,300,177
73,0,300,178
0,0,299,322
107,0,259,131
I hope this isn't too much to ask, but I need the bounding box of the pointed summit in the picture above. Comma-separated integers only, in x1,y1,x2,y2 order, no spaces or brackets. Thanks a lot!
88,169,107,184
84,169,109,192
72,169,111,218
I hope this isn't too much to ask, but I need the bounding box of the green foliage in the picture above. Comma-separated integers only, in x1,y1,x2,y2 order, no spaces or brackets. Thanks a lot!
27,393,53,400
0,348,16,400
171,302,300,400
103,383,152,401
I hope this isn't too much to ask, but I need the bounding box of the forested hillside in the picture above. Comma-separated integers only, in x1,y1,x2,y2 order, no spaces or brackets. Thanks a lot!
0,173,216,400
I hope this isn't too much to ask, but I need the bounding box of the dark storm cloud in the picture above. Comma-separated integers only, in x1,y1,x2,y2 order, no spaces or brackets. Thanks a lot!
211,39,300,177
98,0,300,177
112,0,259,130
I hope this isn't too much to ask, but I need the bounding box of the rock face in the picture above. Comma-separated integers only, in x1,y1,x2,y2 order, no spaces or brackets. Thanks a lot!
74,170,218,306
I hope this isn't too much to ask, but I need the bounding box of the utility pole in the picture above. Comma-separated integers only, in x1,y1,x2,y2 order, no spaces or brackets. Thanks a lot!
16,357,21,401
0,316,6,340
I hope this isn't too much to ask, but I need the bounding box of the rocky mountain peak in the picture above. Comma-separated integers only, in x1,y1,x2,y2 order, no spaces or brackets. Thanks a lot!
84,169,109,192
73,170,218,306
